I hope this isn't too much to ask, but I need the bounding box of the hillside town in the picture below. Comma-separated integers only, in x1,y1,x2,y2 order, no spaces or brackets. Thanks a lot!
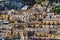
0,0,60,40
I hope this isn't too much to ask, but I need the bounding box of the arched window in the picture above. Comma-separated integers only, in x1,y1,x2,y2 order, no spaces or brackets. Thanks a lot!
44,22,46,25
48,22,50,25
53,22,55,25
57,22,59,25
58,21,60,25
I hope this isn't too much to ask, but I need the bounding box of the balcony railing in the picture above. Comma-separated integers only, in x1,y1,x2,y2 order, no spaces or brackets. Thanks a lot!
43,18,60,21
42,25,60,29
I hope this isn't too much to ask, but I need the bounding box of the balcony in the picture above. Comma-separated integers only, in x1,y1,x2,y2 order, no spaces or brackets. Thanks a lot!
25,28,48,33
30,36,48,40
42,25,60,29
43,18,60,21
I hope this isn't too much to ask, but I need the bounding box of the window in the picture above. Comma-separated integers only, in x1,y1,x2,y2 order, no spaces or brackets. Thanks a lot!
58,25,60,28
49,25,53,29
28,24,33,28
40,26,42,28
28,31,35,37
49,31,57,34
28,23,34,28
53,22,55,25
44,22,46,25
48,22,50,25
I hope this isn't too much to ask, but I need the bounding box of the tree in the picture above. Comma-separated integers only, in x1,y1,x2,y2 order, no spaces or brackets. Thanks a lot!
49,0,54,3
35,0,42,4
51,7,60,13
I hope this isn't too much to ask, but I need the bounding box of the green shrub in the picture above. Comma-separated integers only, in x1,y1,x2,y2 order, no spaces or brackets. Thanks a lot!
51,7,60,13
